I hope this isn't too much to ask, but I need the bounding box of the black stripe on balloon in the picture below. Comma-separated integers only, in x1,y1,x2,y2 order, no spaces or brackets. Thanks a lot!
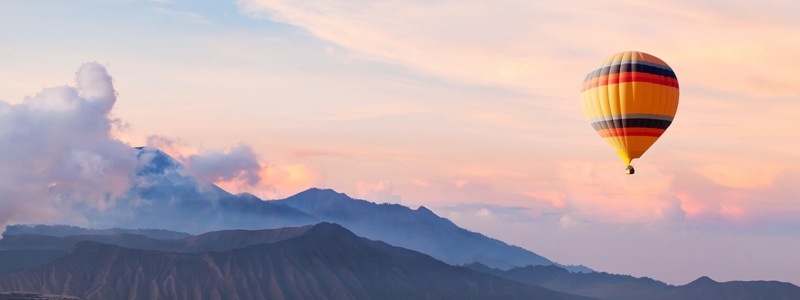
590,118,673,131
583,62,677,82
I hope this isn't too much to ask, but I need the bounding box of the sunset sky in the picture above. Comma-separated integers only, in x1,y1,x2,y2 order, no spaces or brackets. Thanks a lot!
1,0,799,285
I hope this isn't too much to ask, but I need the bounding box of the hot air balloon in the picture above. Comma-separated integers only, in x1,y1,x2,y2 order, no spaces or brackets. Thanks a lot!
580,51,679,174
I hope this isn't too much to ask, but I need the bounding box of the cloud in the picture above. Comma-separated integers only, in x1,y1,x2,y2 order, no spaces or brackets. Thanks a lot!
0,63,138,234
0,62,330,235
355,181,401,204
146,136,265,186
556,161,685,224
693,163,782,189
437,203,540,223
558,215,583,229
410,179,429,187
670,166,800,225
218,163,325,200
145,135,197,159
186,144,263,186
239,0,800,99
524,191,567,208
146,135,325,200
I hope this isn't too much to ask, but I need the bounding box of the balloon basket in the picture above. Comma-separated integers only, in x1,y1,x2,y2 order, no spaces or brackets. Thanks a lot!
625,165,635,175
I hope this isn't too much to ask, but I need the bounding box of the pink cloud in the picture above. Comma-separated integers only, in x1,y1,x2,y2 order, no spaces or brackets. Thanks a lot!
355,181,401,204
524,191,567,208
555,160,684,224
693,163,782,189
719,204,745,217
240,0,800,100
410,179,429,187
146,135,326,200
204,163,324,200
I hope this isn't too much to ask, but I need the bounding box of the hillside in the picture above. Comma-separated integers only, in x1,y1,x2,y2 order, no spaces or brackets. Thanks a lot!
0,226,313,275
465,263,800,300
0,223,593,300
273,188,587,271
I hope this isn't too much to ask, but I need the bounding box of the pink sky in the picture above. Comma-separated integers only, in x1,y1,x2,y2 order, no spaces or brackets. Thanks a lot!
1,0,799,285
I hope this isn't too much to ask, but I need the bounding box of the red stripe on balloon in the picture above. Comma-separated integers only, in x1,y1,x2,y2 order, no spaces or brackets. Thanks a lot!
596,127,665,137
581,72,679,92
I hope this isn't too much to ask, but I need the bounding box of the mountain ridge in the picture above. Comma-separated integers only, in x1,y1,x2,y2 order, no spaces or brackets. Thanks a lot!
0,223,594,300
464,262,800,300
0,226,314,275
4,225,190,240
60,147,588,272
272,188,591,272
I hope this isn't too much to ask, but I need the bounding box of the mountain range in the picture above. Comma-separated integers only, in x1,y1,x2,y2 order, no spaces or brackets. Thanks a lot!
74,147,588,272
1,146,796,299
4,225,190,239
0,226,312,275
2,223,798,300
0,223,592,300
464,262,800,300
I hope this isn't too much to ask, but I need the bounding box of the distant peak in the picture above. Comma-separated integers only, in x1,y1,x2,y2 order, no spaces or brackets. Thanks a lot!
303,222,362,242
415,206,440,217
286,188,354,202
689,276,717,285
465,262,491,268
235,192,259,199
309,222,347,231
301,187,347,196
134,146,185,176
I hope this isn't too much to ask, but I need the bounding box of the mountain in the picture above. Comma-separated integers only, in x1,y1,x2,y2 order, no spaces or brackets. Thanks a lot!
0,223,594,300
0,226,313,275
652,276,800,300
78,147,318,233
273,188,590,272
63,147,586,272
465,262,671,300
0,250,65,276
0,226,312,253
465,263,800,300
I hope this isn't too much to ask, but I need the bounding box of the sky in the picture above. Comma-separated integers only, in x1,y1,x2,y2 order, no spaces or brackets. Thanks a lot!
1,0,799,285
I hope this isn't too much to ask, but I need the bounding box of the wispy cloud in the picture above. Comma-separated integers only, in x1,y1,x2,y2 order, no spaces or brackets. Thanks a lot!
239,0,800,97
436,203,544,223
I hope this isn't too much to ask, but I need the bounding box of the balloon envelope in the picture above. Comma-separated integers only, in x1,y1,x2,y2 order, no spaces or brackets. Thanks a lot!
580,51,679,168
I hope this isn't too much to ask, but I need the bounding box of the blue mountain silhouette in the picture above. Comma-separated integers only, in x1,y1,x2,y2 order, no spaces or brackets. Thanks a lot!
75,147,587,271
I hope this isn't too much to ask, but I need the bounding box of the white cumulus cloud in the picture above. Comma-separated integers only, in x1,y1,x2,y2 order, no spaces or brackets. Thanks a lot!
0,63,138,234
